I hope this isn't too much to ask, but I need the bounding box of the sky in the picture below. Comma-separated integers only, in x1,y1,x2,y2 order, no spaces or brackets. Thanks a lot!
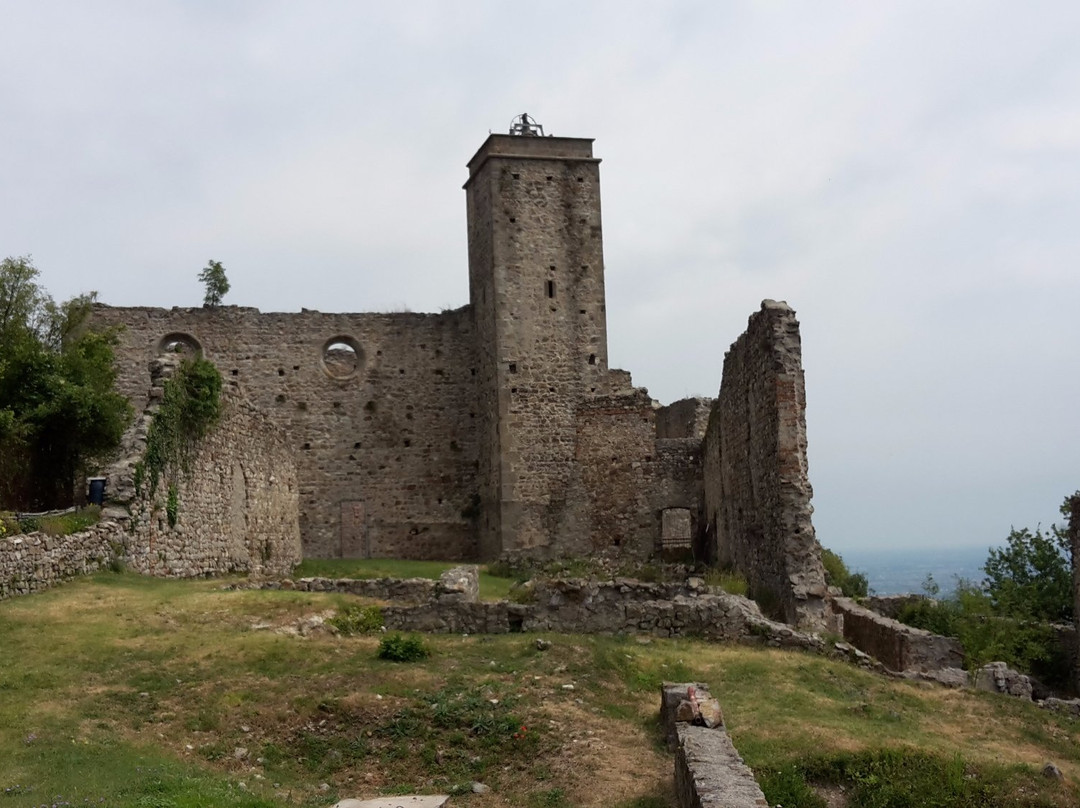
2,1,1078,555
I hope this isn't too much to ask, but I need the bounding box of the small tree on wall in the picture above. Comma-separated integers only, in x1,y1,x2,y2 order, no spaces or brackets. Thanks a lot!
198,259,230,307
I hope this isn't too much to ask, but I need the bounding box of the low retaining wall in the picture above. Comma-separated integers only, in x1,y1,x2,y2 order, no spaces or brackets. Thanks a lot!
268,569,827,649
275,576,439,604
661,683,768,808
0,521,126,600
832,597,963,673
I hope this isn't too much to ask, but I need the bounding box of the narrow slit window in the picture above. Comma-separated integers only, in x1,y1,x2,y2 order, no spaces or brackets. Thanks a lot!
546,280,555,299
588,354,596,365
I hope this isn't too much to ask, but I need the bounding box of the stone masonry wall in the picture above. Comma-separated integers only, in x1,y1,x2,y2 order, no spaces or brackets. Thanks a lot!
465,135,611,557
833,597,964,673
0,520,126,601
661,683,769,808
121,377,302,578
91,305,480,560
656,397,714,441
703,301,827,628
573,387,661,558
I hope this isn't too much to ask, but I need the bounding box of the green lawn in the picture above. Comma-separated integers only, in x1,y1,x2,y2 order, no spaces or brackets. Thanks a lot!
1,572,1078,807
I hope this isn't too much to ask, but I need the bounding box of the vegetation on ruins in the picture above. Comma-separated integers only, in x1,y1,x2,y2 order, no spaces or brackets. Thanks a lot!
198,258,230,307
0,505,101,538
898,492,1079,688
820,547,869,598
329,603,384,634
0,256,132,510
1,573,1077,807
135,355,223,501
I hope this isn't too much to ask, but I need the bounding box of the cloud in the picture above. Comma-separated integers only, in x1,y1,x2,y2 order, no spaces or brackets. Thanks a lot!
1,0,1077,553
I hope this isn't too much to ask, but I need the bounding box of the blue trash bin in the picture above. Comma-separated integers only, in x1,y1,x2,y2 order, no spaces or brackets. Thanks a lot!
87,477,107,506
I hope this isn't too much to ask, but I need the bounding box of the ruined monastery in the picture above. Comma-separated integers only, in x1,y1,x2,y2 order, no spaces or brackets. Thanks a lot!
93,118,828,625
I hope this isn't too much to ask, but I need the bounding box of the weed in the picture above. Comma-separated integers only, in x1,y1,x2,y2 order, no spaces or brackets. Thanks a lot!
165,484,179,528
757,764,825,808
529,787,573,808
703,567,748,596
377,633,430,662
329,604,383,635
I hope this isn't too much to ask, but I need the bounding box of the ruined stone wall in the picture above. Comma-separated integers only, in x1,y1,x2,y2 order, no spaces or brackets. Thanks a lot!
123,380,302,578
656,397,714,441
660,684,769,808
0,520,126,601
92,305,480,560
703,301,827,627
573,388,658,557
832,597,963,673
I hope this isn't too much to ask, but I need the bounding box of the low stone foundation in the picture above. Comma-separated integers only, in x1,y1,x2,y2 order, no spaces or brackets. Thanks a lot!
0,521,126,600
661,683,768,808
261,568,829,649
832,597,963,673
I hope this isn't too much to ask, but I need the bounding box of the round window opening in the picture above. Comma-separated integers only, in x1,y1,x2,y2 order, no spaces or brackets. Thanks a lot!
321,336,362,380
158,332,202,356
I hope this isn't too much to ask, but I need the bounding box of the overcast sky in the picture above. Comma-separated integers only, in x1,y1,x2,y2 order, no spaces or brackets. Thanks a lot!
2,1,1077,555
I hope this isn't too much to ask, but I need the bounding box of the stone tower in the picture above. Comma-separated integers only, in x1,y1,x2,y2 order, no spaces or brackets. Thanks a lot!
465,128,610,559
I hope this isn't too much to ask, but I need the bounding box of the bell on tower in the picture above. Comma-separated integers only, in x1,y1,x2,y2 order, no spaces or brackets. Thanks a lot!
509,112,545,137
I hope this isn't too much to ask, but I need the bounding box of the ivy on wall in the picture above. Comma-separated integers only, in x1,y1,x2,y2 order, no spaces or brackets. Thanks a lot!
134,358,223,516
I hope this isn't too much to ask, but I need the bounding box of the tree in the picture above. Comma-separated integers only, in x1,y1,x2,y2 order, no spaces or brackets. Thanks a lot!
983,523,1072,623
0,256,132,509
198,259,230,307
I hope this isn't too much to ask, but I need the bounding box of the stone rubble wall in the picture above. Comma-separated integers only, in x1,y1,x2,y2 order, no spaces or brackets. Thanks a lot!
661,683,768,808
861,594,930,620
656,398,714,442
0,520,126,601
832,597,963,673
264,566,825,647
122,379,302,578
703,301,827,628
98,357,302,579
91,304,481,561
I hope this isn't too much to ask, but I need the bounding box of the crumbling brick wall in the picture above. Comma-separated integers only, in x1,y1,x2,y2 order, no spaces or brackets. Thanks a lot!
703,300,827,627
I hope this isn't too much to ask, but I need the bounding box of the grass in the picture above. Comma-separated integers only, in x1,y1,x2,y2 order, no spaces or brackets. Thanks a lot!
1,505,102,537
1,572,1078,807
293,557,518,601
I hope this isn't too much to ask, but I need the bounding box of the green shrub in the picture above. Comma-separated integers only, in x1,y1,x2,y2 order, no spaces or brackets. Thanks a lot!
821,548,869,598
897,579,1070,685
330,604,383,635
377,633,429,662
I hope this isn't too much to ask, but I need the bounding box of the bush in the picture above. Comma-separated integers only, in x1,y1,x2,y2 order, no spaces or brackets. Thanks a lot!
821,548,869,598
330,604,383,635
377,633,429,662
897,578,1070,686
